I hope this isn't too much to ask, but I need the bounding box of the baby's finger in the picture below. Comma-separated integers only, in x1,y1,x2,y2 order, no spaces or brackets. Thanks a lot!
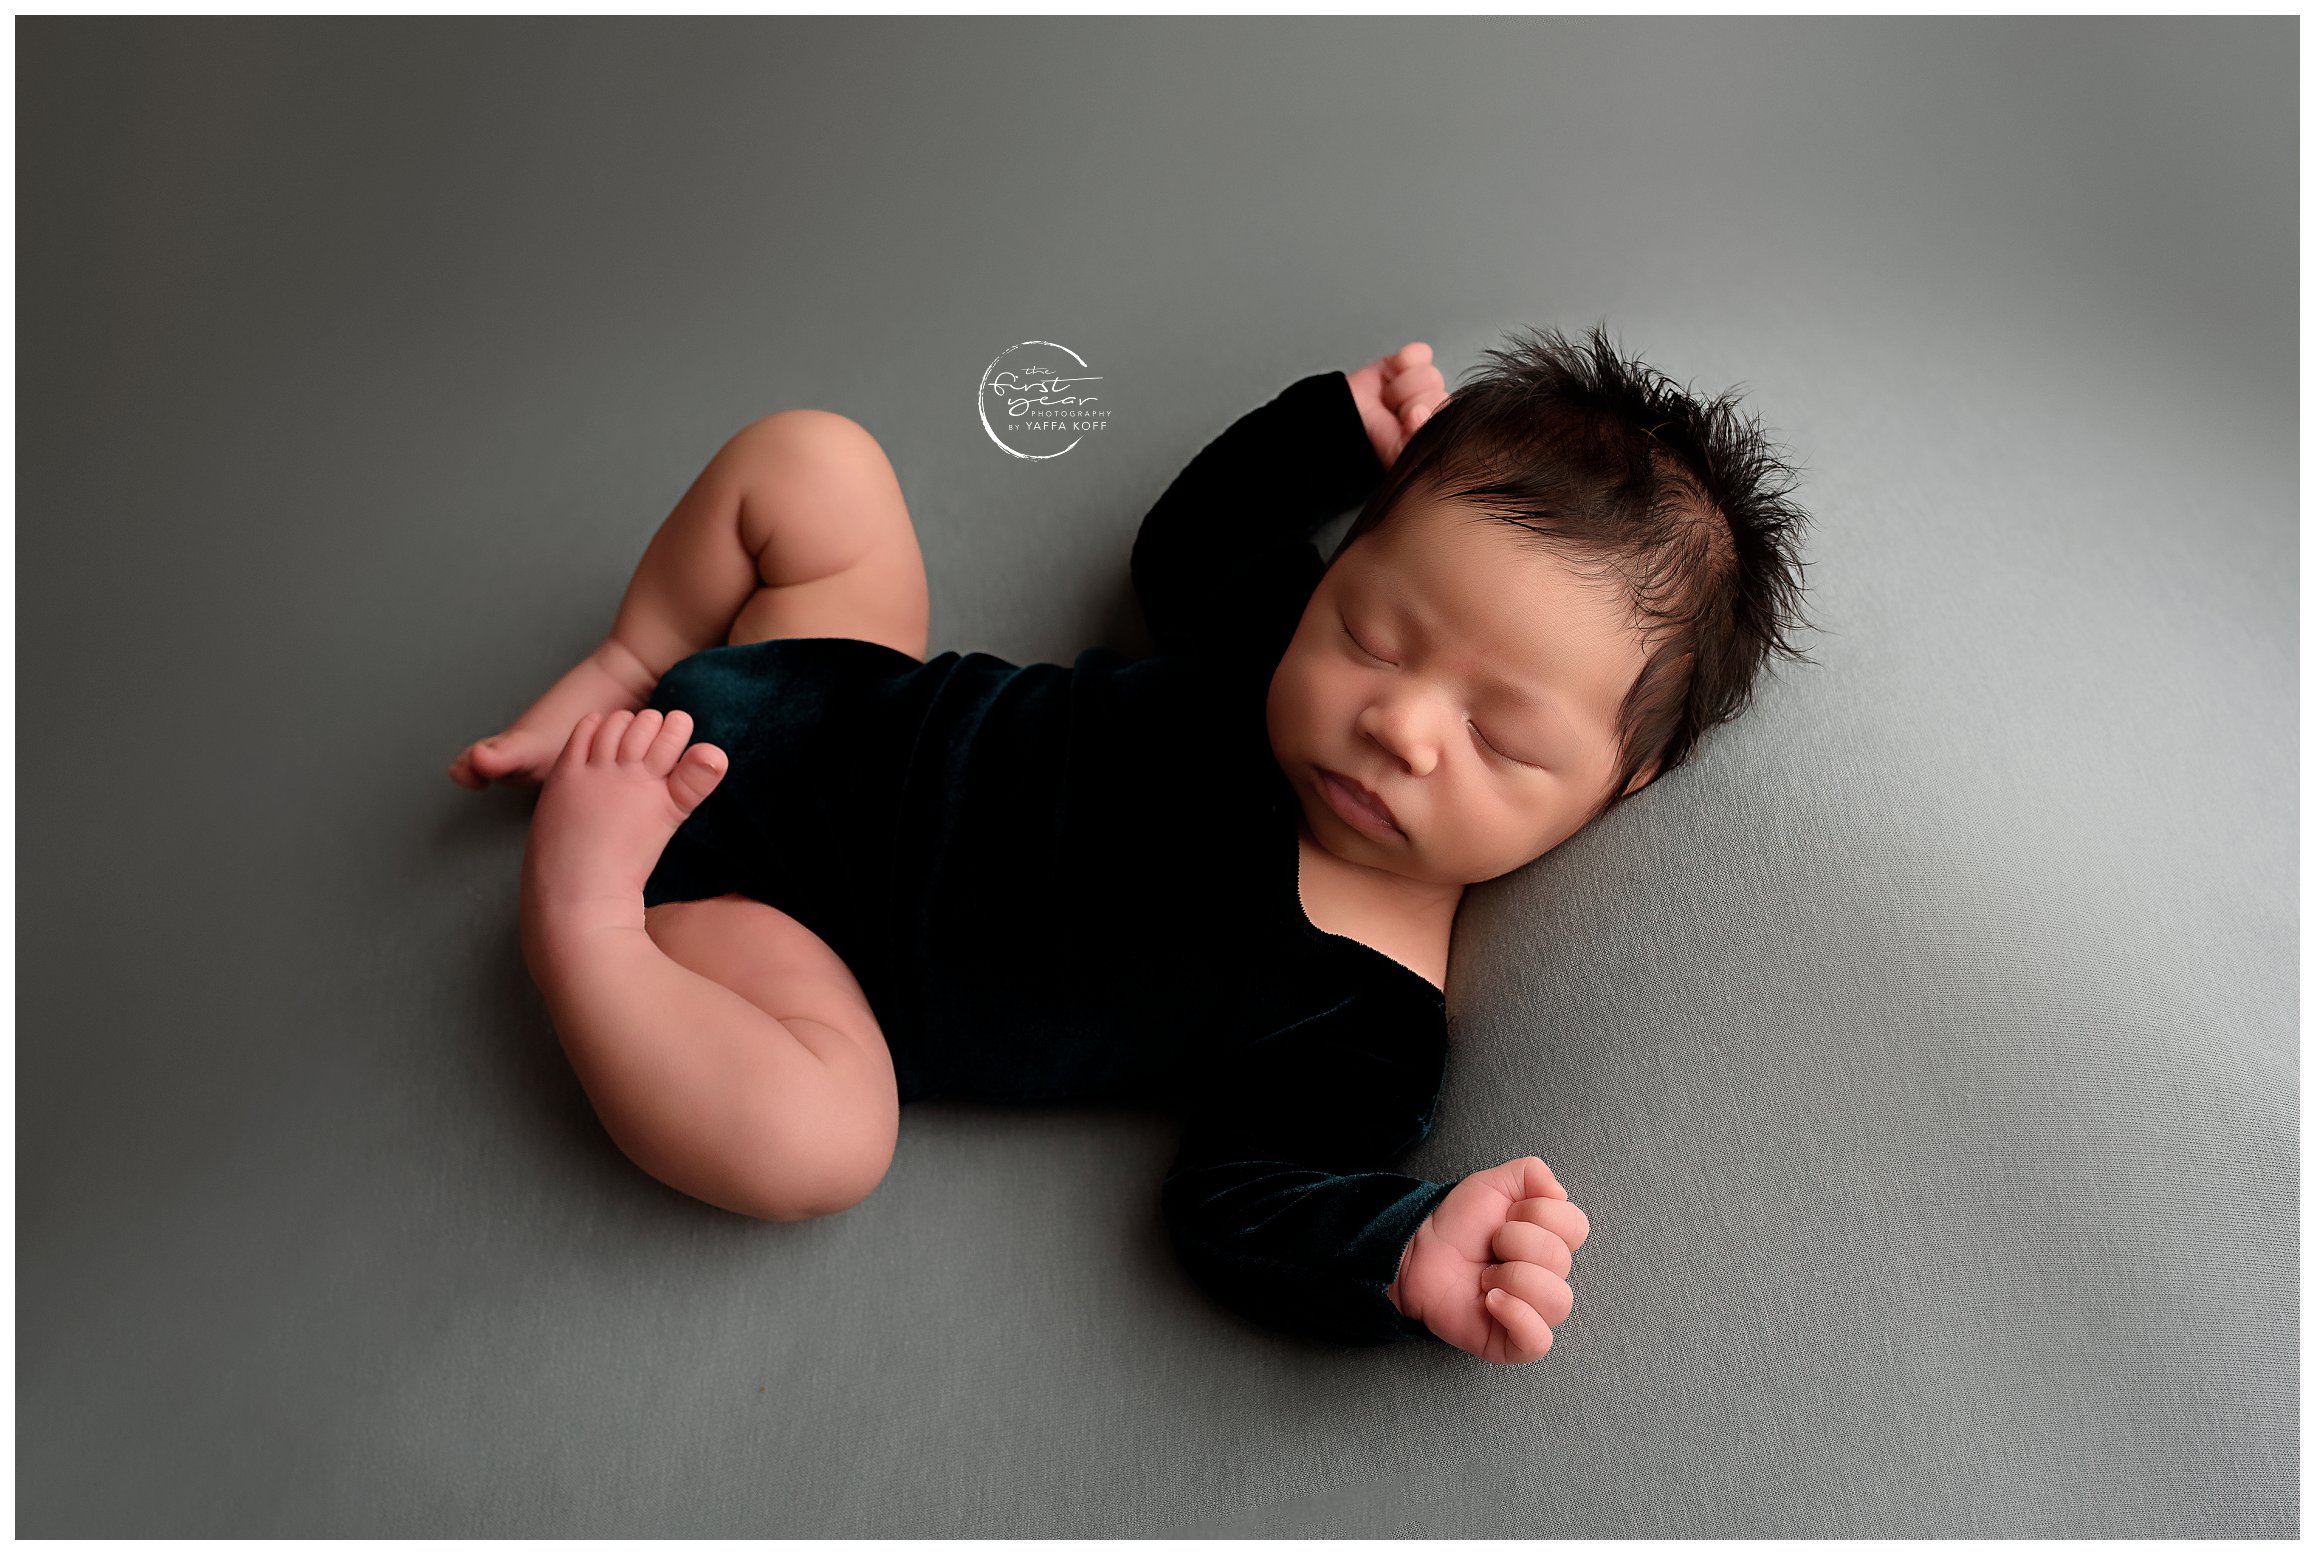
1483,1287,1553,1364
1383,364,1445,414
1512,1193,1589,1256
1511,1156,1567,1202
1492,1259,1573,1329
1491,1218,1572,1279
1392,341,1433,372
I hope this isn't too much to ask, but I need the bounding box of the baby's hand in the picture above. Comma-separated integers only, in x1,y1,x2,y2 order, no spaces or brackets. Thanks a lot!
1388,1156,1588,1365
1345,342,1452,469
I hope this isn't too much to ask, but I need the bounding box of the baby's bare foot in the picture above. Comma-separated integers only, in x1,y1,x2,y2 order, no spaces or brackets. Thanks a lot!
520,708,727,965
449,638,660,791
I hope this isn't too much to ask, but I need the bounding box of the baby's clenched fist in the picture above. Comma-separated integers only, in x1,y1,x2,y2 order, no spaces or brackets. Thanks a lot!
1387,1156,1589,1365
1346,341,1452,469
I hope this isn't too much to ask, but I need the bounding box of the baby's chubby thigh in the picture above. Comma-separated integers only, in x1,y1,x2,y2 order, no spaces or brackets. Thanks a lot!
644,892,902,1219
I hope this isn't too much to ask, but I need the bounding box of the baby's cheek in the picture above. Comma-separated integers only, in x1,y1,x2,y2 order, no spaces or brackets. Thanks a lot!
1265,660,1317,731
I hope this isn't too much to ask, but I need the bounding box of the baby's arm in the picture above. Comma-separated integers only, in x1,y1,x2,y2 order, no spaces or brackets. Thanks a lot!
1159,1001,1454,1348
1128,369,1385,663
1126,344,1448,665
1161,997,1588,1362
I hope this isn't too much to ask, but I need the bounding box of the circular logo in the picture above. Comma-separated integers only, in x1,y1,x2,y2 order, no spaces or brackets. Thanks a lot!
978,341,1110,460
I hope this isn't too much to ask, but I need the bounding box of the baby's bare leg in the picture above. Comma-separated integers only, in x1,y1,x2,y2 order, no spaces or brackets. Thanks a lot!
525,708,898,1220
451,409,929,790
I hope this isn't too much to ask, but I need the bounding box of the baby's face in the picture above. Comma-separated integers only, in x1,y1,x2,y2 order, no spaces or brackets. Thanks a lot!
1266,492,1659,888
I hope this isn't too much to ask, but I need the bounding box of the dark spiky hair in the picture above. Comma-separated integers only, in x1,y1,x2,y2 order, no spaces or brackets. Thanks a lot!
1331,323,1819,827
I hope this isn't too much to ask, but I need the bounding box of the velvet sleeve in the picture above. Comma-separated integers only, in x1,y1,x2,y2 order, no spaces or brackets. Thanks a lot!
1160,993,1459,1348
1129,369,1387,667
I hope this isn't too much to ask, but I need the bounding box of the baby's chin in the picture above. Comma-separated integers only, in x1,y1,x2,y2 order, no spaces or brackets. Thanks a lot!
1302,799,1482,896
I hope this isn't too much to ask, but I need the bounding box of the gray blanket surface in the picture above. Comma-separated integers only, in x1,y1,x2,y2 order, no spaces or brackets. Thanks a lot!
16,14,2293,1537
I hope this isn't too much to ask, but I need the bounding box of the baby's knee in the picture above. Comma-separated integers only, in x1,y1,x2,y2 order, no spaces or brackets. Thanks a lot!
739,1060,899,1223
743,1144,895,1223
725,407,886,475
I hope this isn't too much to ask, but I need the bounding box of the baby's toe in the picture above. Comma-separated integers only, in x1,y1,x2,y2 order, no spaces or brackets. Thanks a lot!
555,710,610,767
618,707,667,763
665,742,728,815
585,709,637,762
640,708,694,773
471,735,529,778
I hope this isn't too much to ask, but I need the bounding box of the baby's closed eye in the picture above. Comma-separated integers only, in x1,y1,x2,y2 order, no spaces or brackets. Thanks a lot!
1343,614,1545,769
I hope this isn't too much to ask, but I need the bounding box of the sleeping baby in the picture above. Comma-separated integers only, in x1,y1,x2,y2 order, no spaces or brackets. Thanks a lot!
448,328,1814,1364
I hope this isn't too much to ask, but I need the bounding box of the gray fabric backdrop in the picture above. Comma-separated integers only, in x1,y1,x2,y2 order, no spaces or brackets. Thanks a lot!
16,14,2296,1537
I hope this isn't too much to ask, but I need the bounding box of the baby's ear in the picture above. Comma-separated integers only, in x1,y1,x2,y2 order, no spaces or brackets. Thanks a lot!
1621,759,1662,798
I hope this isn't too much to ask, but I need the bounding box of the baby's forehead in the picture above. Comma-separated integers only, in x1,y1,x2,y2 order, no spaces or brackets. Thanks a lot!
1343,506,1613,606
1333,515,1650,668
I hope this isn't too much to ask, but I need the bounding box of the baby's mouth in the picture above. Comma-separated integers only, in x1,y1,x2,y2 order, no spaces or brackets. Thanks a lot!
1316,767,1402,839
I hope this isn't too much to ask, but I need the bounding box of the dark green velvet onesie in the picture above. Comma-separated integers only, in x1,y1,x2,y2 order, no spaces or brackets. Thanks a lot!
641,370,1458,1347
